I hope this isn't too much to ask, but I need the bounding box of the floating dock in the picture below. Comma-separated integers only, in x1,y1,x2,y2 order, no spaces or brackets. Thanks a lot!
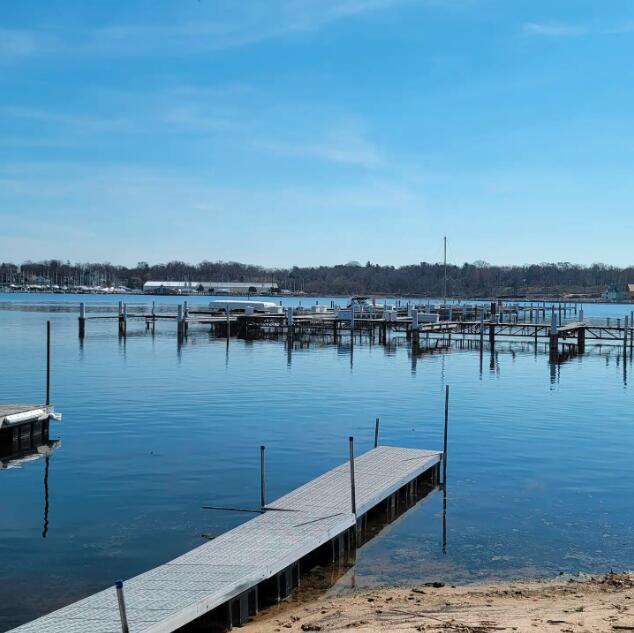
9,445,441,633
0,404,53,429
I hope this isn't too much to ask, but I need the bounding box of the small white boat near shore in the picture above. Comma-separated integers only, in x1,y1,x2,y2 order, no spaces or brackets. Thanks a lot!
208,300,282,314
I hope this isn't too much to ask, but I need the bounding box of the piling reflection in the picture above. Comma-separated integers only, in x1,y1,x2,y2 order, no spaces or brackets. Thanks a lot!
0,418,59,471
182,465,442,633
304,474,440,608
0,419,59,538
131,323,633,388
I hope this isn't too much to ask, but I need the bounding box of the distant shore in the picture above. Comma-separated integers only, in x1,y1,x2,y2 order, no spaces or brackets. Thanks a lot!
2,288,634,305
245,572,634,633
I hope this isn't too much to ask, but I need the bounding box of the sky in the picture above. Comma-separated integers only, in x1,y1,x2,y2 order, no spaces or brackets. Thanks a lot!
1,0,634,268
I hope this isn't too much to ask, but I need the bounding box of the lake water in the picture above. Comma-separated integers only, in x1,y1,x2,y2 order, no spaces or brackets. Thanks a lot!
1,294,634,631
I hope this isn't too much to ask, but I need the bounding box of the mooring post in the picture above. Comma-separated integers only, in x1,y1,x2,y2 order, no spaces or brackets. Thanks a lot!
177,304,184,339
286,306,294,338
46,320,51,406
479,311,484,349
260,445,266,511
550,306,558,359
350,304,355,340
79,302,86,339
115,580,130,633
443,385,449,485
374,417,380,448
151,301,156,320
624,315,629,357
348,436,356,517
118,302,127,337
226,303,231,339
577,324,586,354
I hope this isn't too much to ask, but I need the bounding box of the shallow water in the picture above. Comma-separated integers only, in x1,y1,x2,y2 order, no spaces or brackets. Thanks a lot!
1,294,633,631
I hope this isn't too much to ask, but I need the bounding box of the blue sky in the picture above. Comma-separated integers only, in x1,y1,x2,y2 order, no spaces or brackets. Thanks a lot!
1,0,634,267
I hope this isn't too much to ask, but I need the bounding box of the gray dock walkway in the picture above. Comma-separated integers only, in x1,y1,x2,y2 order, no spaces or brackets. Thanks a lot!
0,404,52,429
10,445,440,633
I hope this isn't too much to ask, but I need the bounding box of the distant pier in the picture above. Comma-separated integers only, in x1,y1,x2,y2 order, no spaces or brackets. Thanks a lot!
75,300,634,361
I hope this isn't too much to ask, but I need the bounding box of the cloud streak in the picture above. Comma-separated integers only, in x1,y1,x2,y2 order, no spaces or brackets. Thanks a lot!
522,22,587,37
0,0,416,60
256,128,386,168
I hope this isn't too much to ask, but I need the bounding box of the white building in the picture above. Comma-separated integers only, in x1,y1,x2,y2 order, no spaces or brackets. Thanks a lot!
143,281,278,295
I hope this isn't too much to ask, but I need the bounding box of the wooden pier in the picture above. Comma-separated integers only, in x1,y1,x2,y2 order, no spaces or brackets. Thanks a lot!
75,300,634,363
9,445,441,633
0,404,53,429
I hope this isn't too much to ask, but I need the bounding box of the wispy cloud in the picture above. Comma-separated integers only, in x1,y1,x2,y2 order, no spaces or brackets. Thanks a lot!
256,127,386,168
522,22,587,38
0,0,416,61
0,161,427,264
0,28,44,60
522,20,634,38
1,106,131,133
1,85,388,169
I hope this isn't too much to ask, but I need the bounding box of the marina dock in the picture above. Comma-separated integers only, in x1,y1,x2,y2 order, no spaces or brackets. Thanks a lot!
9,445,441,633
0,404,53,429
75,300,634,362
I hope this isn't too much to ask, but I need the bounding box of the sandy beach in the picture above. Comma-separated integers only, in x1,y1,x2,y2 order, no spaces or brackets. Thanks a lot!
244,573,634,633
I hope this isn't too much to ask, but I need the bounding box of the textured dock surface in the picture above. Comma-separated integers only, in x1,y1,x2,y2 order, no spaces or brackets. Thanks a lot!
9,446,440,633
0,404,50,428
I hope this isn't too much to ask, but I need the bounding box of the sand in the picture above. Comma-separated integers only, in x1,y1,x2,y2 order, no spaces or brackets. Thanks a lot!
244,573,634,633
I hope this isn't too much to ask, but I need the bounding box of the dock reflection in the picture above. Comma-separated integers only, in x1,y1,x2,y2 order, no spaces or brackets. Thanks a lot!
0,418,59,471
0,418,59,539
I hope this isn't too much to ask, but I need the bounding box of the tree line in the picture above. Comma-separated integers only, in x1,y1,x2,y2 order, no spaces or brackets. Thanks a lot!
1,259,632,297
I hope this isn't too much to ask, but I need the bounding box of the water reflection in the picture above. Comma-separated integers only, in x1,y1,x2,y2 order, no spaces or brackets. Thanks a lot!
0,419,59,471
0,419,59,540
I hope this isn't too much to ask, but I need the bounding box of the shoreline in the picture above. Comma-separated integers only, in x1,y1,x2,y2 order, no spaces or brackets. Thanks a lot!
243,572,634,633
1,289,634,305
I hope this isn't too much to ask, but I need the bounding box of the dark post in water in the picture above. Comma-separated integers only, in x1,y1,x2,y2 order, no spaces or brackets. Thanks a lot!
374,417,380,449
443,384,449,484
115,580,130,633
260,445,266,511
46,320,51,406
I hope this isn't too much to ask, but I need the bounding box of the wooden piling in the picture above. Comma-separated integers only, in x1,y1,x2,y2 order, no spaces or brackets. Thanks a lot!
177,304,184,340
549,307,558,359
115,580,130,633
443,385,449,484
286,307,293,338
118,302,127,337
348,436,356,516
46,320,51,406
479,312,484,349
79,302,86,339
577,324,586,354
260,446,266,511
374,417,380,449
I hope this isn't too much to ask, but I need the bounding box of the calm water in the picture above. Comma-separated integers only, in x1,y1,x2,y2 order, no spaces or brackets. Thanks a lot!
1,294,633,631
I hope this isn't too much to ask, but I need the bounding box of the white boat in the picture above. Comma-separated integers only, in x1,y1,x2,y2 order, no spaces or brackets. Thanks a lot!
209,300,282,314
